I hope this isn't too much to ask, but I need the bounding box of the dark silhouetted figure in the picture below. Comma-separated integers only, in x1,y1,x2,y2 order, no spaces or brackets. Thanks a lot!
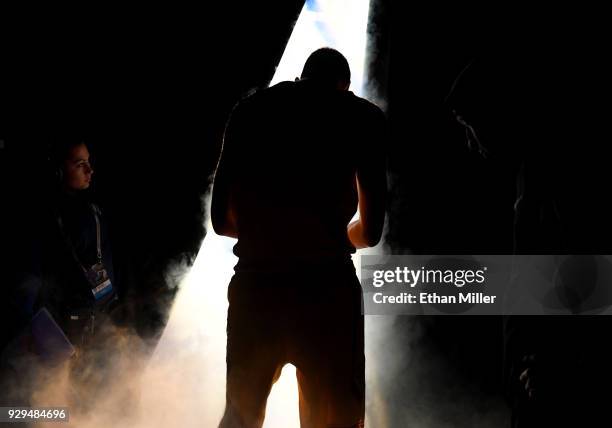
212,48,386,428
448,51,612,428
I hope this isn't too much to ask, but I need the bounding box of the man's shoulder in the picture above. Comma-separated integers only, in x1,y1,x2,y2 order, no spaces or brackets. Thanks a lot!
232,82,385,123
341,90,381,111
342,93,386,127
233,81,295,111
248,81,295,99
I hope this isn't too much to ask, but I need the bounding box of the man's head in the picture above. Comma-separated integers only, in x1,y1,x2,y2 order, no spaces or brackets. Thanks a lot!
445,56,530,159
53,141,94,191
300,47,351,90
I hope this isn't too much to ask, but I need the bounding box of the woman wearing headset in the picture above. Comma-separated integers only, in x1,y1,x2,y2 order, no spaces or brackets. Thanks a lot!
41,141,118,345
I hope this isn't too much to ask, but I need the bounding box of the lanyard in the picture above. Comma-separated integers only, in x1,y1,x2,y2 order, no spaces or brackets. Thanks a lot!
56,203,103,272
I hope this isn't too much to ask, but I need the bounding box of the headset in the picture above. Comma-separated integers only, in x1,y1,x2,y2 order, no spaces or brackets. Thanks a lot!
48,150,67,185
47,148,64,184
55,164,64,183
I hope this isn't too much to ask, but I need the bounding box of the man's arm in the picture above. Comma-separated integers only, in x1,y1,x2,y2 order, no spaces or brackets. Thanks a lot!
347,170,386,248
211,105,243,239
211,162,237,238
348,109,387,248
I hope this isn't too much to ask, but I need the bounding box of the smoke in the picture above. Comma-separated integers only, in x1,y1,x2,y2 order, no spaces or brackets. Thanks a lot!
364,315,509,428
357,236,509,427
26,325,149,428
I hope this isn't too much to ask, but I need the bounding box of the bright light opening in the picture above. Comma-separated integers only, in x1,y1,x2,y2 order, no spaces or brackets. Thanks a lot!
271,0,371,97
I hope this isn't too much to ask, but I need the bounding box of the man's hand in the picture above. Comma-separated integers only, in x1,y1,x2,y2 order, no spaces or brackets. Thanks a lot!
348,219,376,249
347,168,385,249
519,354,537,400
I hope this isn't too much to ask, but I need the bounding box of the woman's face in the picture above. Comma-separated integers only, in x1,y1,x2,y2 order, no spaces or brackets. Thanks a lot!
62,143,94,191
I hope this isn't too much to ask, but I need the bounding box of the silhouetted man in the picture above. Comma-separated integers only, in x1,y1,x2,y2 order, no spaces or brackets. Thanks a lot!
212,48,386,428
448,52,612,428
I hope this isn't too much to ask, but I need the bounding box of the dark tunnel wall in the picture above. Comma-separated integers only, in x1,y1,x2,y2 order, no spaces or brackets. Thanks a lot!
1,2,304,344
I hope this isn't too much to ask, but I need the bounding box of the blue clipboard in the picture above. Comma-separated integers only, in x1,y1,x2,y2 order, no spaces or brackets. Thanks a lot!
30,307,76,363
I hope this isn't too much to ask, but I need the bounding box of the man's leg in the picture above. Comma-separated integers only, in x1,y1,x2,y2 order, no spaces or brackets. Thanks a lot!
295,335,365,428
219,357,283,428
293,268,365,428
219,273,286,428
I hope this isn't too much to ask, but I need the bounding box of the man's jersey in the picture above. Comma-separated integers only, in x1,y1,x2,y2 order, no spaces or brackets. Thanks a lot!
222,79,386,269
